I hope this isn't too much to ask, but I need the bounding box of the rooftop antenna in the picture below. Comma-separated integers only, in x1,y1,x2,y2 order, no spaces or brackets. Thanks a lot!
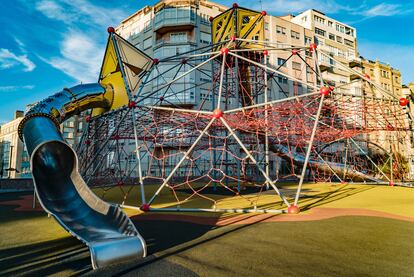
259,0,263,10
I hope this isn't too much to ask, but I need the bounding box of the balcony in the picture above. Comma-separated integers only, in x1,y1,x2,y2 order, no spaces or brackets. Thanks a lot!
154,39,197,50
318,58,331,72
154,8,196,34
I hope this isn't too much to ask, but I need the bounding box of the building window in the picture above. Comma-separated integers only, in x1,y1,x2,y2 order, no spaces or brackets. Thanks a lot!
329,33,335,40
315,27,326,37
336,36,343,43
345,27,354,36
344,39,354,47
278,76,288,84
328,21,333,27
314,15,325,24
381,70,390,78
170,32,187,42
264,22,269,30
200,31,211,44
292,62,301,71
277,58,287,67
276,25,286,35
200,13,210,25
143,37,152,49
336,24,345,33
301,16,307,23
305,36,312,45
291,30,300,40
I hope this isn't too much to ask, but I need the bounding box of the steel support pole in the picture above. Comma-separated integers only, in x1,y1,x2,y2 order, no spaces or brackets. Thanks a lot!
111,33,149,205
390,148,394,183
216,53,227,110
343,138,350,179
294,94,325,206
264,54,270,190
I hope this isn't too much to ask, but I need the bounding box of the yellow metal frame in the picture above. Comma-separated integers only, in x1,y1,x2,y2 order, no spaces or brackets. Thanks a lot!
92,33,153,117
211,6,264,50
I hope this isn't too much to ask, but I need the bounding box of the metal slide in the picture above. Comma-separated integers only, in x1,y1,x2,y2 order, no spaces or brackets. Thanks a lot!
19,83,146,269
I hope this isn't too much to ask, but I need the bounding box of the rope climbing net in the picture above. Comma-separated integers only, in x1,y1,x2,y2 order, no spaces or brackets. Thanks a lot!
77,38,412,213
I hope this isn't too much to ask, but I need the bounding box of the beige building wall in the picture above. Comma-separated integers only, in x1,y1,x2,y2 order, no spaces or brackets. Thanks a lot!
361,60,409,179
0,111,29,178
362,58,402,98
264,15,316,97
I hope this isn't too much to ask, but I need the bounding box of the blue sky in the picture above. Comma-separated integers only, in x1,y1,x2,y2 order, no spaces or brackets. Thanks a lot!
0,0,413,123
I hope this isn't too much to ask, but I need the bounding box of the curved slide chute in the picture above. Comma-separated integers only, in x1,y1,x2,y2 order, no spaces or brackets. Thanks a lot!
18,32,153,269
19,84,146,269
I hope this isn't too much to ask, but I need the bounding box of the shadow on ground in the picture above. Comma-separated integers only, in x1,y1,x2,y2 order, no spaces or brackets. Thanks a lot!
0,237,90,276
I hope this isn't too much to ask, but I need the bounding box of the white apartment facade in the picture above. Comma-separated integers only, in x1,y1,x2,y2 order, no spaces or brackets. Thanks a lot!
290,9,360,93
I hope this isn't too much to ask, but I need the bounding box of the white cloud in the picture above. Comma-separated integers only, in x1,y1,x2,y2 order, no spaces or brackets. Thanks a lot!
35,0,73,22
0,48,36,72
14,37,27,54
36,0,126,27
0,85,35,92
40,30,103,82
34,0,127,82
359,3,404,17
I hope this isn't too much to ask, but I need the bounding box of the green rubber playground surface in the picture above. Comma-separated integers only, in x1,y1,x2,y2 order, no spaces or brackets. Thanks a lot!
0,183,414,276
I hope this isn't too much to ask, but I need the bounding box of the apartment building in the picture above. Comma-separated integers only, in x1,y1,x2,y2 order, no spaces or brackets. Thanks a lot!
116,0,227,108
0,111,30,178
116,1,320,108
290,9,360,94
360,60,413,181
361,58,405,155
361,58,403,98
